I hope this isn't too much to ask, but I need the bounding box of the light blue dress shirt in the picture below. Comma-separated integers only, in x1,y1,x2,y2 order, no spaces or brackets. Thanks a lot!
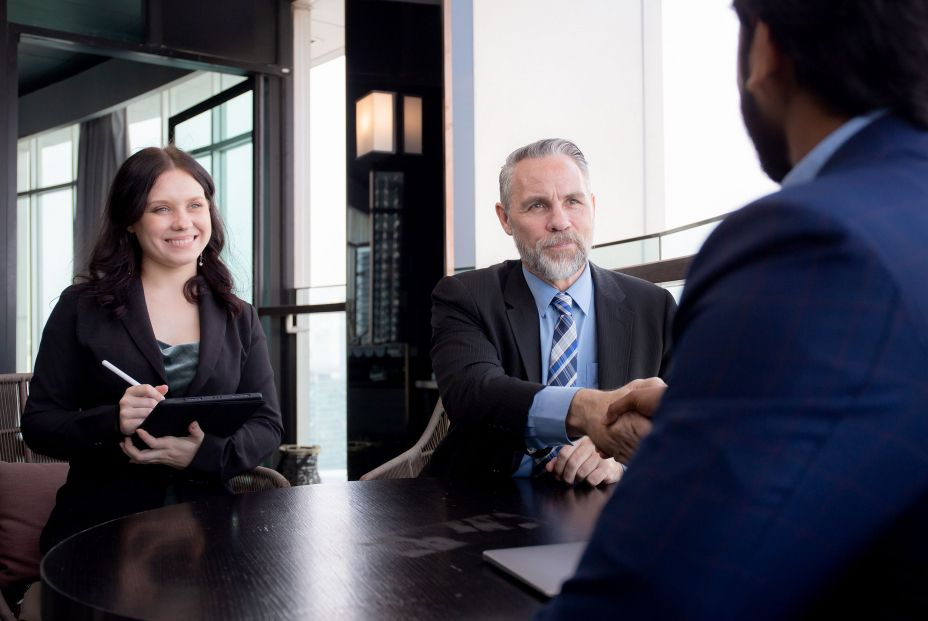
781,109,887,188
514,263,597,476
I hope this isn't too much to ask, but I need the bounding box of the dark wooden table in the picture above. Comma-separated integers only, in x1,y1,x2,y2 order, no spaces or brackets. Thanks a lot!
41,477,613,620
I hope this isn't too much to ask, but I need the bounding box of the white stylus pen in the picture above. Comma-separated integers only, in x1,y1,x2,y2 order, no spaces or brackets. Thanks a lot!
102,360,141,387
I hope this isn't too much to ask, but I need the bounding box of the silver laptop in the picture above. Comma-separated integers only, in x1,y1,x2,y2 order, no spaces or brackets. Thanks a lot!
482,541,587,598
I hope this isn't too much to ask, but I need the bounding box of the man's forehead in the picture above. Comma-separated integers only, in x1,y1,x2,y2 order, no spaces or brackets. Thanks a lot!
511,155,588,195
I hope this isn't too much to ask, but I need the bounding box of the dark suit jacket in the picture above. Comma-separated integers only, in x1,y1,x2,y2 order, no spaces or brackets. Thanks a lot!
21,279,283,552
540,115,928,619
428,260,676,479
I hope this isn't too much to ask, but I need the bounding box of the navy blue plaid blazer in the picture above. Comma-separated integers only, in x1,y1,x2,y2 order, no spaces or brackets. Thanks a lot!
540,114,928,619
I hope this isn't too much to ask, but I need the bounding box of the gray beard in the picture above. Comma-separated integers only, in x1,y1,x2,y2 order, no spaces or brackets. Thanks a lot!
515,230,590,284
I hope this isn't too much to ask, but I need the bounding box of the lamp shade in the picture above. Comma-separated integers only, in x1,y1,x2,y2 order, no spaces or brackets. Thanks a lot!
356,91,395,157
403,95,422,155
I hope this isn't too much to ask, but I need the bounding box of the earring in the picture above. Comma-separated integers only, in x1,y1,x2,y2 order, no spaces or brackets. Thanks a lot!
198,254,204,267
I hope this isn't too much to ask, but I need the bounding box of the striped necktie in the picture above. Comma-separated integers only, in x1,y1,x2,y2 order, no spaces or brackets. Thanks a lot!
530,292,578,472
547,292,578,387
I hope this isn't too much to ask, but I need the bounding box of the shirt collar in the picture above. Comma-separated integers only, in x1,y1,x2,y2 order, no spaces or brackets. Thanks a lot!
522,262,593,318
781,108,888,188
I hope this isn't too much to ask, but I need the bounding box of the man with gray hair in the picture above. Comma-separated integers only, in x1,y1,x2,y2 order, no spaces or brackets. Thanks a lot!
427,138,675,483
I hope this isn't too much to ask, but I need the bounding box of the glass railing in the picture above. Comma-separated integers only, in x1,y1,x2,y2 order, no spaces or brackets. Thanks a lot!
589,214,727,300
590,214,724,271
260,285,348,483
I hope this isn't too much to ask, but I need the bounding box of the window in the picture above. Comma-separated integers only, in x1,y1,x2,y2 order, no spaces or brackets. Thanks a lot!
127,92,164,153
170,81,255,303
296,54,348,481
17,71,249,371
659,0,777,228
127,72,248,154
16,125,79,371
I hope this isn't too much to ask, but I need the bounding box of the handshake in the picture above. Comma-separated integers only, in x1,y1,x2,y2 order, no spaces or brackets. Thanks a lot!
565,377,667,464
541,377,667,487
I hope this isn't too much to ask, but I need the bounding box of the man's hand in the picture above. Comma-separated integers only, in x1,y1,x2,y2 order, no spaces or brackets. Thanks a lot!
605,383,667,425
544,436,624,486
565,378,666,463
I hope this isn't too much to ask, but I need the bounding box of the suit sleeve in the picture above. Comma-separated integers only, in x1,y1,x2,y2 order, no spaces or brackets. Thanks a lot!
186,305,283,481
21,288,122,459
658,286,676,379
431,275,542,443
539,204,928,619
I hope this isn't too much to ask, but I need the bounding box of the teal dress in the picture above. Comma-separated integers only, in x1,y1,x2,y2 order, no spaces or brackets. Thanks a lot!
157,340,199,504
158,340,199,397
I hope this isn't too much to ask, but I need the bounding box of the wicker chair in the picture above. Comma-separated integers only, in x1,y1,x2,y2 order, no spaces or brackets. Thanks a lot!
361,398,450,480
0,373,61,464
0,373,31,463
230,465,291,493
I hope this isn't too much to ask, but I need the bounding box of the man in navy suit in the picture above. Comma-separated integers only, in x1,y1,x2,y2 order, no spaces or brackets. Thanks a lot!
540,1,928,618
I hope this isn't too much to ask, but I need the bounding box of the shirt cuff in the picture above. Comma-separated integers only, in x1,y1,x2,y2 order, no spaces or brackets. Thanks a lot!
513,454,533,477
524,386,580,449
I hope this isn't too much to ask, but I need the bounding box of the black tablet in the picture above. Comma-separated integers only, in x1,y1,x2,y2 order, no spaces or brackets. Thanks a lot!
131,392,265,450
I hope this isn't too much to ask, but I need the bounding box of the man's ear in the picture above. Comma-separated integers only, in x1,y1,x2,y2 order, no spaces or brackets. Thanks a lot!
495,202,513,236
590,193,596,216
744,21,788,102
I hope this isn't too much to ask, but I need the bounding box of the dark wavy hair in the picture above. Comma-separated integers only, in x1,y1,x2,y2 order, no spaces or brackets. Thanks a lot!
77,146,243,317
733,0,928,128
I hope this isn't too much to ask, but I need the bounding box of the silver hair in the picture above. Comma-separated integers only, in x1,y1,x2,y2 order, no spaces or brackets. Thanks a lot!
498,138,591,212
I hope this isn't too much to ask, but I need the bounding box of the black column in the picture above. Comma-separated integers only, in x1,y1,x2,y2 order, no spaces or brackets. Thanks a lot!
255,69,297,443
345,0,445,478
0,1,18,372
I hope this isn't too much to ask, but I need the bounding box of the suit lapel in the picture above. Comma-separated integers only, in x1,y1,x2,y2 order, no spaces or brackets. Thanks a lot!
119,279,168,384
186,290,227,395
591,264,633,389
503,265,542,383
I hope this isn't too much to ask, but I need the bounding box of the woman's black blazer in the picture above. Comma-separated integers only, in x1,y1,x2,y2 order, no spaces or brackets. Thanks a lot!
21,279,283,551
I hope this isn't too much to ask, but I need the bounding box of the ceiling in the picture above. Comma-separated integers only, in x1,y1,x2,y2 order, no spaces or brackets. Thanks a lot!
17,0,347,97
18,43,110,96
308,0,346,65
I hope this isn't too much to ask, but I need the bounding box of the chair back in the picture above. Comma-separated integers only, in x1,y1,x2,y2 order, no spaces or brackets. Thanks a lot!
0,373,32,463
0,373,62,463
361,398,450,480
230,465,291,493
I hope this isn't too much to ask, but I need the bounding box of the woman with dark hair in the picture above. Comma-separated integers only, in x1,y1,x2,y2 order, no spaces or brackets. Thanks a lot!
21,146,283,553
